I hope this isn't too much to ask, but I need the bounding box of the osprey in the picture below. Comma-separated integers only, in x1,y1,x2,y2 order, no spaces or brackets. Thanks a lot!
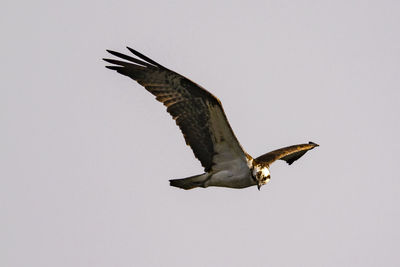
104,47,319,190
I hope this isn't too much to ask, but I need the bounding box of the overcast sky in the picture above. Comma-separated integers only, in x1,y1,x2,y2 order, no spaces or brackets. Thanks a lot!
1,0,400,266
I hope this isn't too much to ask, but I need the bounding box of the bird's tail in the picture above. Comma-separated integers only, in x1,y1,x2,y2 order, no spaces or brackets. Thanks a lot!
169,173,209,190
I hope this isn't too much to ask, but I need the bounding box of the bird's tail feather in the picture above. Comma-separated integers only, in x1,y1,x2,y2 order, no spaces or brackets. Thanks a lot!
169,173,208,190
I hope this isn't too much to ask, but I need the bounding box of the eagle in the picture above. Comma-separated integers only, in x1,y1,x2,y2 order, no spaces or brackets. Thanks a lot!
103,47,318,190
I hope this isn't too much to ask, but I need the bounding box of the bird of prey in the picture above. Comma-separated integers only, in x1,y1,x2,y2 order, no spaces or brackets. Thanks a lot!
103,47,318,190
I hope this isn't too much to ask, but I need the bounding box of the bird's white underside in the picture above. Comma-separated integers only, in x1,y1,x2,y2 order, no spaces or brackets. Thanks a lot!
202,103,256,188
205,141,255,188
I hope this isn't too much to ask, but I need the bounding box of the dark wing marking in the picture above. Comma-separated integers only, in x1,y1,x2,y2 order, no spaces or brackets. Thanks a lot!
255,142,319,166
104,47,246,172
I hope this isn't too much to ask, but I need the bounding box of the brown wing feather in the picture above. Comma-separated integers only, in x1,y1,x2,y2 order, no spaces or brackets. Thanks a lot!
255,142,319,167
103,47,245,171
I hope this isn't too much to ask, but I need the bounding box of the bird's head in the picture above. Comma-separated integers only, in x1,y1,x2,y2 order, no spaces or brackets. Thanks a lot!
252,165,271,190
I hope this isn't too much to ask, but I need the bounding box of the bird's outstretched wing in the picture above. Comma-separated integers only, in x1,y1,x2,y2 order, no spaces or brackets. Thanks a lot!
104,47,247,172
255,142,319,166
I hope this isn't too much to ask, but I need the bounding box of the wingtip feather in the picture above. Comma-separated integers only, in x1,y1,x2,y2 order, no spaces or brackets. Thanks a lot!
308,141,319,147
126,46,165,68
105,65,121,70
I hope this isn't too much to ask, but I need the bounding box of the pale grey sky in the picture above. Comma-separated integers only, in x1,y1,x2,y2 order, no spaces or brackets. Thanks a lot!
1,0,400,266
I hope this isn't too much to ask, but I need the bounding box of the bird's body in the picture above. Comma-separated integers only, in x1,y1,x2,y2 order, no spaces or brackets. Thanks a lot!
189,156,256,189
104,47,319,190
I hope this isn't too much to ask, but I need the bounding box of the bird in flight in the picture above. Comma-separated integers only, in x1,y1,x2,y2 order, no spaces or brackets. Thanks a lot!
103,47,318,190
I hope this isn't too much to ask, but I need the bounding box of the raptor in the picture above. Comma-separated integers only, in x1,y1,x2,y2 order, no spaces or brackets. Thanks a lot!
103,47,319,190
